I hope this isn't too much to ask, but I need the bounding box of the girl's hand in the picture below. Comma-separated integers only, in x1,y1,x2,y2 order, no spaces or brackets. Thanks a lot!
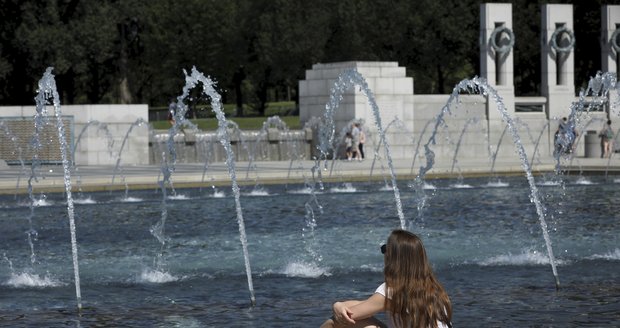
333,302,356,325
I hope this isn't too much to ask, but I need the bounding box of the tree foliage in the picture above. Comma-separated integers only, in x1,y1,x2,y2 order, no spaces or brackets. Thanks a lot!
0,0,616,112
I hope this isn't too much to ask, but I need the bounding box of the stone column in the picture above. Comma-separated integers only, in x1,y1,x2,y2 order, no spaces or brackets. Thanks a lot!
602,5,620,74
541,4,575,120
602,5,620,116
480,3,515,122
480,3,516,161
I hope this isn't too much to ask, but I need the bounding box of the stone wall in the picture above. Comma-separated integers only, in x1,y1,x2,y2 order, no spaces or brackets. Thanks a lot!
0,105,149,166
149,128,314,164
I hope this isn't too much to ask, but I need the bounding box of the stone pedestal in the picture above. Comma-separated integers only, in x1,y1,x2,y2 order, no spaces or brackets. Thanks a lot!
299,62,414,159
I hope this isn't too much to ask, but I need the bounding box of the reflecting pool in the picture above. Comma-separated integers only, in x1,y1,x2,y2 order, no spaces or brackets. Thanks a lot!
0,175,618,327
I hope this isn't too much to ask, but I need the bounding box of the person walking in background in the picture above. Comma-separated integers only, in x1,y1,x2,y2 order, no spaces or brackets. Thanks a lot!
358,125,366,160
599,119,614,158
320,230,452,328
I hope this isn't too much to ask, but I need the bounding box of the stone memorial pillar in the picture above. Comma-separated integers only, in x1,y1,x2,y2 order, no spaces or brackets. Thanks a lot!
602,5,620,116
480,3,515,122
480,3,516,160
602,5,620,74
541,4,575,120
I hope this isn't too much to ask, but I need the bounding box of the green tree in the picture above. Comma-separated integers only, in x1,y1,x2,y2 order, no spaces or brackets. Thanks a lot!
243,0,330,115
407,0,479,94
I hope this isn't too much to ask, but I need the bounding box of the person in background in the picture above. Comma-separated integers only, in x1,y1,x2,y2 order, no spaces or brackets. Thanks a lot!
599,119,614,158
345,132,353,161
554,117,578,156
351,123,361,161
167,101,176,126
320,230,452,328
358,125,366,160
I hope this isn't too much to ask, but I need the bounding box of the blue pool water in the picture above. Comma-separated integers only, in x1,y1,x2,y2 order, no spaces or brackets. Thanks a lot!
0,175,618,327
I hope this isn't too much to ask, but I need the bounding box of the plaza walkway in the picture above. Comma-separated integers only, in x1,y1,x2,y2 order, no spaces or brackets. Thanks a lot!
0,156,618,195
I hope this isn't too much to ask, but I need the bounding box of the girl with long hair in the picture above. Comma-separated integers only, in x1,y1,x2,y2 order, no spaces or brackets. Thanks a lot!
320,230,452,328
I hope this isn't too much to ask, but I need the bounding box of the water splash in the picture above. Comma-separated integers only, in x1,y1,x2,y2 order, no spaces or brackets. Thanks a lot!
139,268,179,283
282,261,330,278
479,249,567,267
329,183,357,193
35,67,82,309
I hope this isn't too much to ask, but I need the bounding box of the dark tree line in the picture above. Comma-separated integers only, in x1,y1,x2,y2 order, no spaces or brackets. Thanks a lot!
0,0,617,115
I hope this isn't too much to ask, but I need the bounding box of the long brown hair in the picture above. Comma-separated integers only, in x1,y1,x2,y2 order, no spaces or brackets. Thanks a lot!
383,230,452,328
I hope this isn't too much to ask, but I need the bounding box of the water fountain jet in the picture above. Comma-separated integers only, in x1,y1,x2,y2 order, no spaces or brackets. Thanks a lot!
415,76,561,289
168,66,256,306
317,69,406,229
34,67,82,310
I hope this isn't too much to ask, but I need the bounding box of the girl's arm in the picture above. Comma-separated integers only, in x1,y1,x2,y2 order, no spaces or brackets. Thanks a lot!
345,293,386,322
332,300,361,325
